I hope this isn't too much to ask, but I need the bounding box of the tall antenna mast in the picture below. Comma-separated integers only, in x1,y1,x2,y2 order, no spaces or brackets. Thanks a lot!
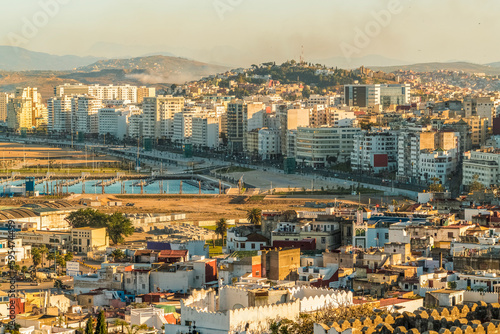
300,45,304,64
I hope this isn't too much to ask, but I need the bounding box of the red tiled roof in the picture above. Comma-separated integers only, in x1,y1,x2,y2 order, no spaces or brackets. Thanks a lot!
164,314,176,324
158,250,188,257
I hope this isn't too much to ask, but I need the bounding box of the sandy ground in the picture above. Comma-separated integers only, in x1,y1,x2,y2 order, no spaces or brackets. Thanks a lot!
67,194,309,221
62,193,409,222
0,142,121,169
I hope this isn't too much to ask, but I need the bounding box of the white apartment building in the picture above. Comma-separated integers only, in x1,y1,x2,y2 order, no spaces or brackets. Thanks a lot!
462,148,500,187
47,96,72,133
397,127,460,185
56,84,140,103
419,148,458,184
351,129,398,174
396,126,431,183
128,109,144,139
71,96,103,134
306,94,338,107
464,97,499,123
258,128,281,160
328,109,357,127
98,108,128,139
142,96,185,139
295,126,361,168
191,116,220,148
87,84,138,103
172,111,197,144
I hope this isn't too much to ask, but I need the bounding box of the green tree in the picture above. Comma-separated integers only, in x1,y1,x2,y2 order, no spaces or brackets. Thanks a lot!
107,212,134,245
448,281,457,289
46,252,55,264
125,324,148,334
84,316,94,334
56,254,66,270
215,218,228,246
64,252,74,262
246,208,262,225
66,208,109,228
469,174,485,193
111,249,125,262
40,245,49,267
94,311,107,334
429,177,444,192
32,248,42,268
113,319,128,333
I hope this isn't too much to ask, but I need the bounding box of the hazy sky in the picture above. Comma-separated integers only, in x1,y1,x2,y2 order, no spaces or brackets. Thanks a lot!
1,0,498,67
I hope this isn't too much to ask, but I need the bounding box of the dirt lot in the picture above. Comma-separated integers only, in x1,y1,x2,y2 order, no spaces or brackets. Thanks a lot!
70,194,310,221
0,142,121,169
66,193,406,221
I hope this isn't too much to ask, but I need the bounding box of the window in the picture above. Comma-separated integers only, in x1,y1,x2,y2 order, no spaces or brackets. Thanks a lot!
251,243,255,249
385,233,389,239
321,237,326,244
448,232,454,238
142,284,146,289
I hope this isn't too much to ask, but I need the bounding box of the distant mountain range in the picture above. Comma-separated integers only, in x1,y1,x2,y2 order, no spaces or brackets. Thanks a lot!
78,56,228,84
368,62,500,75
2,46,500,95
0,46,102,71
0,47,230,96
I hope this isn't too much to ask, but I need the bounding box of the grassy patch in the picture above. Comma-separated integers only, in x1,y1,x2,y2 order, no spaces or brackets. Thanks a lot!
202,225,217,231
248,195,265,202
218,166,254,174
209,246,223,256
331,162,352,173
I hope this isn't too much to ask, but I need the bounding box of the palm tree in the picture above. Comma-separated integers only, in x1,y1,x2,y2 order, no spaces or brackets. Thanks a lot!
125,324,148,334
40,245,49,267
246,208,262,225
215,218,228,246
32,248,42,268
113,319,128,333
46,252,55,270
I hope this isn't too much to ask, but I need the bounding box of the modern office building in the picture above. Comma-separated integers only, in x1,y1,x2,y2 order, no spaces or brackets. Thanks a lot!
344,84,410,109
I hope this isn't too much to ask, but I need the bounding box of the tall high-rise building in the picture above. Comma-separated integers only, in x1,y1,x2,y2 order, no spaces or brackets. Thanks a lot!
7,87,44,130
226,102,247,153
278,106,310,157
142,96,184,139
47,96,72,133
71,96,104,135
0,93,10,122
137,87,156,104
